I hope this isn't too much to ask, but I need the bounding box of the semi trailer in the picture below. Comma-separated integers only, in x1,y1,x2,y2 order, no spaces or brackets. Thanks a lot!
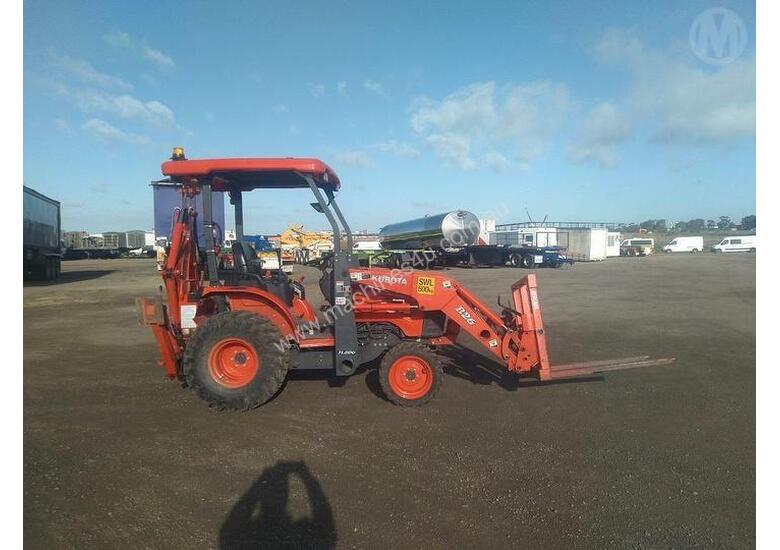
23,186,62,280
378,211,572,269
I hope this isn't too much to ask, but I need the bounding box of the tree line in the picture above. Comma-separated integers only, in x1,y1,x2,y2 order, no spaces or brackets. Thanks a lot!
616,215,755,233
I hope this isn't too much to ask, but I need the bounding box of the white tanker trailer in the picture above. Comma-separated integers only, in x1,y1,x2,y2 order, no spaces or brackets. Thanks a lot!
379,210,481,250
374,210,573,269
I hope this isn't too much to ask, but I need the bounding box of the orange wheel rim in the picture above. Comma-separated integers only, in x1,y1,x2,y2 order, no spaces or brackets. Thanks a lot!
208,338,259,389
388,355,433,400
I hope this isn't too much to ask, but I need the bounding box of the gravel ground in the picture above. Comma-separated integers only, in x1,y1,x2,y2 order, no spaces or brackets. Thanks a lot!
24,252,755,548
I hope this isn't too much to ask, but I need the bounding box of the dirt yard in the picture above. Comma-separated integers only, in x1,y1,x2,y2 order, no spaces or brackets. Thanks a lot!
24,253,755,548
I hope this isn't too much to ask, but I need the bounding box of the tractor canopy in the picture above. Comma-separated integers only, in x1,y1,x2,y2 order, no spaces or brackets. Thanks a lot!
161,157,341,192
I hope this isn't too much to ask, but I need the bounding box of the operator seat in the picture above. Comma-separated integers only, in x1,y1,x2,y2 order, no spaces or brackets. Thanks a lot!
319,268,334,305
228,241,294,305
232,242,263,274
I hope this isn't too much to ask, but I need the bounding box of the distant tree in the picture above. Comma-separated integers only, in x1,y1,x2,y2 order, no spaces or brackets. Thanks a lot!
718,216,732,230
619,223,639,233
688,218,706,231
740,215,756,230
706,219,718,230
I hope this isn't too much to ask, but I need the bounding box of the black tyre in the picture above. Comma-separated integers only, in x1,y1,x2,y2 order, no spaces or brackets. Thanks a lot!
509,253,522,268
520,254,534,269
379,342,442,407
691,249,699,254
44,258,55,280
750,248,756,253
183,311,289,411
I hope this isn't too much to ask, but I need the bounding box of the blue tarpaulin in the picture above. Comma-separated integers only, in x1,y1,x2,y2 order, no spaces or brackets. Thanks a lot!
152,184,225,243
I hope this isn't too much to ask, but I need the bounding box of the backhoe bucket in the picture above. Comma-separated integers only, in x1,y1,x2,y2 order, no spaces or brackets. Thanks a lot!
510,275,674,382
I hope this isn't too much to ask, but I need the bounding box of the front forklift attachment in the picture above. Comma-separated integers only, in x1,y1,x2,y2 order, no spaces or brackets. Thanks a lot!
138,149,673,410
501,275,674,380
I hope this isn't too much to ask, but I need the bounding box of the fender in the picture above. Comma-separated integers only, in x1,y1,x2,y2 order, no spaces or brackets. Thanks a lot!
201,287,300,341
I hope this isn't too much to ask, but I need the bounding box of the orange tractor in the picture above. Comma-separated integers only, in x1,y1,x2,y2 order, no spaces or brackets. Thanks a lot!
139,149,672,410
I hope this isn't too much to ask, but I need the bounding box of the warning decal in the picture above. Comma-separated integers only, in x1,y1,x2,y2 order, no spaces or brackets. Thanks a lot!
416,276,435,295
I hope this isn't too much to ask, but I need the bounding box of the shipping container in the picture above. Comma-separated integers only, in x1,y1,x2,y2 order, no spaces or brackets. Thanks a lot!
606,232,621,257
566,228,608,261
491,227,560,247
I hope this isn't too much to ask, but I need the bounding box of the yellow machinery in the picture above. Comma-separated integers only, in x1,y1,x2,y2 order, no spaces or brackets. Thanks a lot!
279,224,333,263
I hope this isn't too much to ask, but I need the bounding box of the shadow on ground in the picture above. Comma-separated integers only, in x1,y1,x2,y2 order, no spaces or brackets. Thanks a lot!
23,270,114,287
219,461,336,549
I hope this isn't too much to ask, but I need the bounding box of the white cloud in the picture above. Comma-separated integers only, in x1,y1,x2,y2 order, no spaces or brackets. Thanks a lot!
141,43,175,69
103,31,175,69
333,150,374,168
567,102,633,168
57,87,176,128
82,118,150,145
410,80,571,170
363,79,388,98
482,151,511,172
426,134,475,170
337,81,348,96
47,50,132,91
495,81,570,161
594,27,754,146
375,140,420,159
272,104,288,114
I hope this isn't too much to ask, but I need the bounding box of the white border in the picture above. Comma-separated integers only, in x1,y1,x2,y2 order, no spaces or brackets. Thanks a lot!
756,0,775,546
3,0,23,545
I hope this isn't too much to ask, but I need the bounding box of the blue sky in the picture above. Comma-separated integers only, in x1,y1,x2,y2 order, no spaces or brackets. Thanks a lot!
24,0,755,233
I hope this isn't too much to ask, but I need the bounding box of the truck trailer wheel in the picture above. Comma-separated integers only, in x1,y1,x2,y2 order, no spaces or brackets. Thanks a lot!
182,311,289,411
509,253,522,268
378,342,442,407
520,255,533,269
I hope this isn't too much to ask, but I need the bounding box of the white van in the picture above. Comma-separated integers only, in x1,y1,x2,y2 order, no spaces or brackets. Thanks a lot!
712,235,756,253
663,236,703,253
620,238,654,256
353,240,382,251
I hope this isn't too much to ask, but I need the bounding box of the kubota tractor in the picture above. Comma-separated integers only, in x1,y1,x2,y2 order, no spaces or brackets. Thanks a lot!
138,149,672,410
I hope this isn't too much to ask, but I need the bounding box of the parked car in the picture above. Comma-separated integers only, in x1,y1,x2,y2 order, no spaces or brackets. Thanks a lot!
711,235,756,253
620,238,654,256
663,236,703,253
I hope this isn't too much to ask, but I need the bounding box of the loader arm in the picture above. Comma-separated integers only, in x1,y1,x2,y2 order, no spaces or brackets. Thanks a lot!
433,274,551,377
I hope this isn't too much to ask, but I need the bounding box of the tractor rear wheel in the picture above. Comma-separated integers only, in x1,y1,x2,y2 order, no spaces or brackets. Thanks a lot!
379,342,442,407
183,311,289,411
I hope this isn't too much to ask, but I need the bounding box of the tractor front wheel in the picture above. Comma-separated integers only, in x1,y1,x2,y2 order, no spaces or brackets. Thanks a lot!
379,342,442,407
183,311,289,411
